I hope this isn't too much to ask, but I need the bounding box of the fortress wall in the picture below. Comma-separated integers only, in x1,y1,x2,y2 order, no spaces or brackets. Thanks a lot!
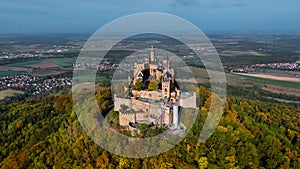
164,107,172,125
119,113,135,126
135,112,149,123
131,90,162,100
119,111,150,125
131,99,148,111
131,90,139,97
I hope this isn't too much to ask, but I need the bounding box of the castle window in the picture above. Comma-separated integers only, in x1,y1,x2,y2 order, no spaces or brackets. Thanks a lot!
164,88,167,92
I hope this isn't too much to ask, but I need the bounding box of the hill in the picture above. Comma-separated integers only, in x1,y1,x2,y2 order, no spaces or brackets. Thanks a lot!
0,87,299,168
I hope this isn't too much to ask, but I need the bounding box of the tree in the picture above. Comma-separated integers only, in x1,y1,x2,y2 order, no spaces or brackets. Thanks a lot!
96,152,109,168
198,157,208,169
118,157,131,169
148,80,158,91
134,79,143,91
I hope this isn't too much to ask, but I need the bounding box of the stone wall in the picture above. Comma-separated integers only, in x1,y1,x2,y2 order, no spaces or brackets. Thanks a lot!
131,90,162,100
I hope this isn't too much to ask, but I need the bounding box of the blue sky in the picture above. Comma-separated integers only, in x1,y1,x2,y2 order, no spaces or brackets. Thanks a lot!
0,0,299,34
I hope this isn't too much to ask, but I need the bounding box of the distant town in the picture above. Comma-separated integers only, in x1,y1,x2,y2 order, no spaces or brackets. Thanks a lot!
228,60,300,73
0,74,71,95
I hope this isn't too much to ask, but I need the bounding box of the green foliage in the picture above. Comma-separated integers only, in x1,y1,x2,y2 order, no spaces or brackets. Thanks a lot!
198,157,208,169
134,79,143,91
0,86,299,168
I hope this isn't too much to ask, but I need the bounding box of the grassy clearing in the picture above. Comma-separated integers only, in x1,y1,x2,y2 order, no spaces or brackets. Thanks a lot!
0,89,24,100
7,59,43,67
52,58,75,67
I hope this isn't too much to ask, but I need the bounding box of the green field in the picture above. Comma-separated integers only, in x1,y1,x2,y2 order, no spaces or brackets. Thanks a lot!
0,89,24,100
53,58,75,67
0,70,27,76
7,59,43,67
240,75,300,90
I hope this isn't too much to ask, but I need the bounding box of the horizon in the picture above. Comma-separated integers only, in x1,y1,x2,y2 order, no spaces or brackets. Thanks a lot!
1,32,300,39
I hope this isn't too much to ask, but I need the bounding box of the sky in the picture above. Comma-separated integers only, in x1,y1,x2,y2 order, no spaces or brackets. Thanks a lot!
0,0,300,35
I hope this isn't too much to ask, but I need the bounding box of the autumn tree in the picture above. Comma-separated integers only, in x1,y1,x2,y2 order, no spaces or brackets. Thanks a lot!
96,152,110,168
148,80,158,91
198,157,208,169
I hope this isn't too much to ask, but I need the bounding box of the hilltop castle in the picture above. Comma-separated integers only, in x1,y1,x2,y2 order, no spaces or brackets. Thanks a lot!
114,47,197,131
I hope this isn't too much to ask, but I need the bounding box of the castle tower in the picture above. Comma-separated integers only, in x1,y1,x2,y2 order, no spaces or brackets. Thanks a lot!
150,46,156,63
163,55,169,69
162,72,172,98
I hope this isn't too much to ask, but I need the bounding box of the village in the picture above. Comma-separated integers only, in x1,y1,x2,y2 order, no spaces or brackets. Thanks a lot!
229,60,300,73
0,74,71,95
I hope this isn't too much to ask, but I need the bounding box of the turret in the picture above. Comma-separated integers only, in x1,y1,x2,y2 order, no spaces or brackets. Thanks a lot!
150,46,156,63
163,55,169,69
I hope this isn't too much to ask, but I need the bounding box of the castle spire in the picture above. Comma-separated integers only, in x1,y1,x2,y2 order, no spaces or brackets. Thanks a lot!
150,46,155,62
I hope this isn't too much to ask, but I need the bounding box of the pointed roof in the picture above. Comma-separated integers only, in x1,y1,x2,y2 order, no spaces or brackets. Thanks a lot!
137,71,143,78
162,71,172,82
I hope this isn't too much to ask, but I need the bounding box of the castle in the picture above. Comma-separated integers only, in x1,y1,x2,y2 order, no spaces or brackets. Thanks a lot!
114,46,197,131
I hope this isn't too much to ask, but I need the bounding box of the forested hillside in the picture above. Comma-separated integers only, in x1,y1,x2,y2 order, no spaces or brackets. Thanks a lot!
0,87,299,168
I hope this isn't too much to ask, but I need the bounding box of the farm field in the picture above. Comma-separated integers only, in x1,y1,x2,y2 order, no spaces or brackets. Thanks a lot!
7,59,44,67
52,58,76,67
30,59,59,68
0,89,24,100
234,73,300,89
0,57,75,77
262,84,300,97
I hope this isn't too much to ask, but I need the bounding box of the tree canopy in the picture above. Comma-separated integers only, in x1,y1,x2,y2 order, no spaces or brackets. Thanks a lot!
0,86,299,168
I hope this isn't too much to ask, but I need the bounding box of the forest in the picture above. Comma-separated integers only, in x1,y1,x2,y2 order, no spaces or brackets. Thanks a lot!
0,86,299,168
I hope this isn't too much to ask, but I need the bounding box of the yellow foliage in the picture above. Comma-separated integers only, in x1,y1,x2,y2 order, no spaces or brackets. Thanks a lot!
217,126,228,133
16,119,24,128
198,157,208,169
201,107,207,112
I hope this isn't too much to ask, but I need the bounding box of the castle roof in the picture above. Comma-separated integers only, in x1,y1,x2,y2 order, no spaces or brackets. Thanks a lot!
137,71,143,78
157,65,165,71
162,71,172,82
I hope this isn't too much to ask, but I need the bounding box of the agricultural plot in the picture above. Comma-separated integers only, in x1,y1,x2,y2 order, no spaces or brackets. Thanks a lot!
52,58,76,67
0,89,24,100
7,59,44,67
237,74,300,90
30,59,59,68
